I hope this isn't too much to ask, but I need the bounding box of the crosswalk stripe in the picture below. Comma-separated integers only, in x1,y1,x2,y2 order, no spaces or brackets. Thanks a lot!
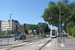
31,45,35,46
46,43,51,47
58,48,74,49
16,42,28,46
26,43,33,45
60,43,65,47
38,43,45,46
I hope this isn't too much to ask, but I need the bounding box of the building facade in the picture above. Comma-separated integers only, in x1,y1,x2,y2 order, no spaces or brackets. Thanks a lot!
1,19,20,32
20,23,28,29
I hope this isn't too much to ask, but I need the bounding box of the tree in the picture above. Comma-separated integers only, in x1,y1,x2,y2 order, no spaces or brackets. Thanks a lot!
42,0,75,35
37,22,50,33
7,30,12,35
42,0,75,26
18,28,23,33
0,31,4,35
27,23,50,34
71,26,75,37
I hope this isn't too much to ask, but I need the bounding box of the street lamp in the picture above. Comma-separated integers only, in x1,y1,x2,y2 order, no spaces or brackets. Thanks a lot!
8,14,12,44
9,14,12,36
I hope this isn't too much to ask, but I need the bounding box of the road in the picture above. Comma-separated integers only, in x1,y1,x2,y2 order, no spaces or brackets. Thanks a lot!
0,35,41,45
0,37,57,50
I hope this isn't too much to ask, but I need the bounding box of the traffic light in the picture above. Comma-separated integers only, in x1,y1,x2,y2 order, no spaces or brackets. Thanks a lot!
14,25,17,30
24,24,26,30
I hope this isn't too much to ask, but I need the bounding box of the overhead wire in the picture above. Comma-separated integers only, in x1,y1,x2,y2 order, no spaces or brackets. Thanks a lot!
26,0,40,15
41,0,45,8
21,0,39,16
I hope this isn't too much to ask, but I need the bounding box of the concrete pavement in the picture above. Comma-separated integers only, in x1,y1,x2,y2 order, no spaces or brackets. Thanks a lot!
57,37,75,50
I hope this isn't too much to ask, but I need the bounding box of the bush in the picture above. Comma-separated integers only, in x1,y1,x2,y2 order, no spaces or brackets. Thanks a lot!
0,31,5,36
71,26,75,37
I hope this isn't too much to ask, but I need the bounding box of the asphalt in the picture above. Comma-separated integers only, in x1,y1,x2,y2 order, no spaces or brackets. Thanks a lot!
0,38,51,50
0,35,49,46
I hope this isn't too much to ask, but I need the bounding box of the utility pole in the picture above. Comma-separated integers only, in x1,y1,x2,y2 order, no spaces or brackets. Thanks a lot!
8,14,12,44
9,14,12,36
59,5,62,42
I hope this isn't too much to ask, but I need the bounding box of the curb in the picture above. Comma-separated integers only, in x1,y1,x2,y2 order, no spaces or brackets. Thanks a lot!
0,44,12,46
68,36,75,41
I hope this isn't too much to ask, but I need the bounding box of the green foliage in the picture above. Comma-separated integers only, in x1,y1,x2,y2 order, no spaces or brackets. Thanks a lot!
42,0,75,26
0,31,4,35
42,0,75,35
7,30,9,35
71,26,75,37
7,30,12,35
65,21,75,36
18,28,23,33
27,22,50,34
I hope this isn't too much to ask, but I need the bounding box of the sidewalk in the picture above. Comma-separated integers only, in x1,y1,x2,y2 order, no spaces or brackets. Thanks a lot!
57,37,75,50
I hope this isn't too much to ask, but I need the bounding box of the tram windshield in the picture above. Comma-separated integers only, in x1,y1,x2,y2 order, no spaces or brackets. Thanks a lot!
52,30,55,36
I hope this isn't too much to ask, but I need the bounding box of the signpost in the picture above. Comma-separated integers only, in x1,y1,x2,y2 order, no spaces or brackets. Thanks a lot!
62,23,65,26
62,23,65,43
14,25,17,41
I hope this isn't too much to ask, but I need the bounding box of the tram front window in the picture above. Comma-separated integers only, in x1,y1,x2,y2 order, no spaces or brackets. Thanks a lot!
52,30,55,36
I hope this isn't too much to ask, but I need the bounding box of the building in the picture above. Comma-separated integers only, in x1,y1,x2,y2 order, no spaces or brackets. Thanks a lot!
20,23,28,29
0,20,1,31
1,19,20,32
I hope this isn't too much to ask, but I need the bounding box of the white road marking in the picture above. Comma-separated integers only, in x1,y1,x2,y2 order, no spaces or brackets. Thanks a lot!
38,43,45,46
58,48,74,49
26,43,34,45
16,42,28,46
30,45,35,46
46,43,51,47
60,43,65,47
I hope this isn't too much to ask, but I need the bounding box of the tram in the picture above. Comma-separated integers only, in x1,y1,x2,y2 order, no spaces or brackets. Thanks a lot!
50,30,57,38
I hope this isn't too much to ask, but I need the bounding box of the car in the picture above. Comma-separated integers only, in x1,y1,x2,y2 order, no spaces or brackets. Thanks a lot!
16,35,26,40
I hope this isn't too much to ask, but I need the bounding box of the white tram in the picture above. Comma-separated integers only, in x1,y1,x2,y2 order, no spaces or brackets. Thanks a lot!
50,30,57,38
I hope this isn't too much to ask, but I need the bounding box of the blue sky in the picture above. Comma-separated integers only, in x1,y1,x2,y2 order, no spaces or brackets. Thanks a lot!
0,0,75,30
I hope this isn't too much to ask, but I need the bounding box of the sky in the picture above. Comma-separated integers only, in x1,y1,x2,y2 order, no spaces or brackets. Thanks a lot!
0,0,75,30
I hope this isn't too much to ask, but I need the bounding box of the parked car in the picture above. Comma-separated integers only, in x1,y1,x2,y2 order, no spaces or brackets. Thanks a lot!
16,35,26,40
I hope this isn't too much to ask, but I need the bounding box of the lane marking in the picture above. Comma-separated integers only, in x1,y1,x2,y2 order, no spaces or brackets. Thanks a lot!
60,43,65,47
38,43,45,46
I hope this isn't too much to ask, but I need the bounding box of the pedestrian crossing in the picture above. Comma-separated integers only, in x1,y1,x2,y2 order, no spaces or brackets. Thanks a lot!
24,42,52,47
60,43,65,47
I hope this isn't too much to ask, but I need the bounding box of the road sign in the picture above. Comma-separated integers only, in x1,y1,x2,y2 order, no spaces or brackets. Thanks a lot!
62,23,65,26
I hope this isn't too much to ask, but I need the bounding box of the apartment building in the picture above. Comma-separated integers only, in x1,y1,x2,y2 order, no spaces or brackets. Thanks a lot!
1,19,20,32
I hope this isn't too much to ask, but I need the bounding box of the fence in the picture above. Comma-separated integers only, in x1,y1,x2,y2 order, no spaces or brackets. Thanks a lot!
0,33,50,45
